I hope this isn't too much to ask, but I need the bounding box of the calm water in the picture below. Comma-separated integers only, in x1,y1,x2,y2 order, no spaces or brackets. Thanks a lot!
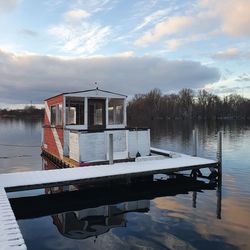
0,118,250,250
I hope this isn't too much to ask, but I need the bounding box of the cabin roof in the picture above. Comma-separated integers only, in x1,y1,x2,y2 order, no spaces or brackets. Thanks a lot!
44,88,127,101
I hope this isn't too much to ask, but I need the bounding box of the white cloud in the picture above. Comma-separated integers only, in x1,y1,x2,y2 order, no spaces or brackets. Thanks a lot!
134,9,171,31
135,16,194,46
49,22,110,55
135,0,250,48
0,49,220,103
64,9,90,23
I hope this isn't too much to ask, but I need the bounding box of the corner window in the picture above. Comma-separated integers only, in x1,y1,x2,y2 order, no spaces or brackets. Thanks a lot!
66,97,84,125
108,98,124,125
50,106,56,125
50,104,62,126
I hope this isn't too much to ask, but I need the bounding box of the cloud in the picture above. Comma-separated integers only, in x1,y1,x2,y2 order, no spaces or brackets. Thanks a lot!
134,9,171,31
49,22,110,55
212,48,250,60
236,73,250,82
212,48,240,60
0,0,19,13
135,0,250,48
200,0,250,37
135,16,193,46
166,34,208,50
64,9,90,23
0,49,220,103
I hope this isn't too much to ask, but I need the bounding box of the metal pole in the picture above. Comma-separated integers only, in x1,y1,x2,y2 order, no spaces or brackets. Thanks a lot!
217,131,222,175
109,134,114,164
192,129,198,156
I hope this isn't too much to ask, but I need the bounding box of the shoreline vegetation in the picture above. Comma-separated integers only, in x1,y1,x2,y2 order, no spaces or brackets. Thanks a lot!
127,88,250,126
0,105,44,119
0,89,249,125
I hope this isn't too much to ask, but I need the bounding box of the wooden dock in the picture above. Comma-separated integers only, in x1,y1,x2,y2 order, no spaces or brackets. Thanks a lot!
0,149,217,192
0,147,219,250
0,187,27,250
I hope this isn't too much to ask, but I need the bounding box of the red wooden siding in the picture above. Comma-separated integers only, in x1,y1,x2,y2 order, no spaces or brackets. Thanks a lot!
43,94,64,159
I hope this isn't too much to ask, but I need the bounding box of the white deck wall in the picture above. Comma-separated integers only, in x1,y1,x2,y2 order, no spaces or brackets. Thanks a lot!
69,129,150,162
69,132,80,162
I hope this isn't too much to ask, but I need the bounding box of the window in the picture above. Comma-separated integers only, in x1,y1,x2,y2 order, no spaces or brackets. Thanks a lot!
50,106,56,125
66,97,84,125
108,99,124,125
50,104,62,126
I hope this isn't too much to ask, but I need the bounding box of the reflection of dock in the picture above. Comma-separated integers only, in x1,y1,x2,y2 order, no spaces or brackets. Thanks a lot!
10,174,217,220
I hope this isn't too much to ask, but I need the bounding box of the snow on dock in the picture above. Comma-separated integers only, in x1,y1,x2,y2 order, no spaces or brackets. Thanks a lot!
0,187,27,250
0,149,217,192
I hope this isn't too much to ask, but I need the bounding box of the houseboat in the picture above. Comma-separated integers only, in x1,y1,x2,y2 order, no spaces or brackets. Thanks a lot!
42,88,152,167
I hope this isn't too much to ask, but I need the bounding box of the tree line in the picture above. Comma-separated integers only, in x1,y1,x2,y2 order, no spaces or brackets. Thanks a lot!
127,88,250,125
0,105,44,119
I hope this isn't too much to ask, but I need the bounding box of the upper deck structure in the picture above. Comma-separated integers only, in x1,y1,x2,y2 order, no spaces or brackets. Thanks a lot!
42,88,150,166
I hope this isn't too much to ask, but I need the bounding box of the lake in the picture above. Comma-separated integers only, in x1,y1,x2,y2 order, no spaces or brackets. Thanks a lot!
0,118,249,250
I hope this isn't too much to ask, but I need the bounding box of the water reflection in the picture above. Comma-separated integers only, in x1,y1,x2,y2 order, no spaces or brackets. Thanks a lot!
52,200,149,240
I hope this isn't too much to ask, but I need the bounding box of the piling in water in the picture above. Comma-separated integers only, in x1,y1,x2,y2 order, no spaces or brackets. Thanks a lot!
217,131,222,175
109,134,114,165
192,129,198,157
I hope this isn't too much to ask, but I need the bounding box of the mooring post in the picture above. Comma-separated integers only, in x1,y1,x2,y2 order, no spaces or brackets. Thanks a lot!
217,131,222,175
109,133,114,164
192,129,198,157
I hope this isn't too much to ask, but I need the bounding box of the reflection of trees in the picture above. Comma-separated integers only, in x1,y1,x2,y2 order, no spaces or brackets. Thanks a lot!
127,88,250,126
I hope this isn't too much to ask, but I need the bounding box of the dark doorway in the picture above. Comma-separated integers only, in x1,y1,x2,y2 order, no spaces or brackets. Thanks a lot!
88,99,106,130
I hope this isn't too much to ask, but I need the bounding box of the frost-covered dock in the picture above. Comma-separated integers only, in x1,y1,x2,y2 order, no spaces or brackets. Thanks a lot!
0,187,26,250
0,148,217,192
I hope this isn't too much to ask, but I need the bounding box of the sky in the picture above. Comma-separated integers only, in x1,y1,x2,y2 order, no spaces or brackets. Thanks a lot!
0,0,250,104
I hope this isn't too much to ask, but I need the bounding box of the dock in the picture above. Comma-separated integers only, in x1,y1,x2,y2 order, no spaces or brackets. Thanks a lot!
0,149,217,192
0,187,26,250
0,147,219,250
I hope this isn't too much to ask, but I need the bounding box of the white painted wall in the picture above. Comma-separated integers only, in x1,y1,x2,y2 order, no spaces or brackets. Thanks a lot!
69,132,80,162
128,130,151,158
63,130,69,156
69,129,151,163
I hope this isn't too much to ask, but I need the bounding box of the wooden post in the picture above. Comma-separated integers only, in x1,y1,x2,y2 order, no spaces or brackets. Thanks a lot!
192,129,198,157
217,131,222,175
109,134,114,165
217,177,222,219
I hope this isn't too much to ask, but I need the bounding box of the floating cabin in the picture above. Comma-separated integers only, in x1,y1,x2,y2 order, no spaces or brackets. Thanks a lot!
42,88,151,167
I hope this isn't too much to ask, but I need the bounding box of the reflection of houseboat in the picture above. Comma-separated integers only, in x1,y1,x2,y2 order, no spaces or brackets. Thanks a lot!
42,88,151,167
52,201,149,240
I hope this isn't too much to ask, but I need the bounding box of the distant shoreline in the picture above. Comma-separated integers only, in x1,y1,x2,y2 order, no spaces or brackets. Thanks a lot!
0,106,44,119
